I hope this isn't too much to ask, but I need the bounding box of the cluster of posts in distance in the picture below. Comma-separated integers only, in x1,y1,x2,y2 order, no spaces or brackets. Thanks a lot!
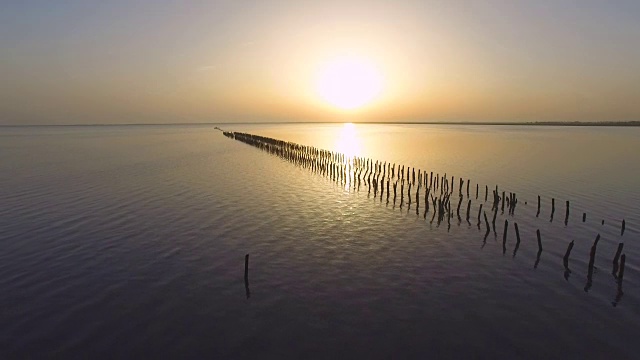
221,129,629,306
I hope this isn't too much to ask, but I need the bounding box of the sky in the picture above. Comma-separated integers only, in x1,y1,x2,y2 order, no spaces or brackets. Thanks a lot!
1,0,640,124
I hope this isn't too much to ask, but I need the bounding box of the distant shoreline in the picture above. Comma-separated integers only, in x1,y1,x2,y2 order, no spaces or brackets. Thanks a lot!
1,121,639,127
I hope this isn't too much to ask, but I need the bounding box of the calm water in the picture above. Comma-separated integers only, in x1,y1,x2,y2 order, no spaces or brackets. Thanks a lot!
1,124,639,359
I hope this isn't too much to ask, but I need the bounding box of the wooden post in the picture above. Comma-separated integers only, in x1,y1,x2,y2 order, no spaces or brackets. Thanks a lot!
244,254,251,298
483,211,491,238
618,254,626,280
583,213,586,222
565,200,570,225
621,219,626,236
613,242,624,276
536,229,542,251
502,219,509,253
536,195,541,217
492,207,498,227
244,254,250,280
563,240,574,267
585,242,597,292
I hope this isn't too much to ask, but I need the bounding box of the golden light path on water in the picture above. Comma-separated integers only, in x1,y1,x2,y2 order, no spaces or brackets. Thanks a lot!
335,123,362,159
334,122,363,190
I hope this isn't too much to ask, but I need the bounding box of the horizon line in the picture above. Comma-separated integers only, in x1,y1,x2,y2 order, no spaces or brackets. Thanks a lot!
1,120,640,127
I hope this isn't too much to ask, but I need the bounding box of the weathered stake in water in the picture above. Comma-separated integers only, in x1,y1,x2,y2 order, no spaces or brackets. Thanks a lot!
613,242,624,277
502,219,509,254
536,229,543,252
535,229,543,269
244,254,251,299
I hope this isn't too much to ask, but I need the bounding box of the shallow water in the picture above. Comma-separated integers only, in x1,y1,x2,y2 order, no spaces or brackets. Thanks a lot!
1,124,639,358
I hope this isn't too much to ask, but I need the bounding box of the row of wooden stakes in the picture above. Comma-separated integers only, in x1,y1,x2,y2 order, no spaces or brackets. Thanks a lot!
222,129,629,303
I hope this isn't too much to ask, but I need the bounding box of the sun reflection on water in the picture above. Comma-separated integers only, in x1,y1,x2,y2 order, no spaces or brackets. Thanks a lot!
334,123,362,191
335,123,361,161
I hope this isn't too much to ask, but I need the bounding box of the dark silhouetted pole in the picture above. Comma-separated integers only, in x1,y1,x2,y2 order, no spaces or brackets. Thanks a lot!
483,211,491,240
563,240,574,267
492,207,498,230
386,180,390,201
536,229,542,252
245,254,250,280
244,253,251,298
585,239,598,292
502,219,509,254
618,254,626,280
613,242,624,276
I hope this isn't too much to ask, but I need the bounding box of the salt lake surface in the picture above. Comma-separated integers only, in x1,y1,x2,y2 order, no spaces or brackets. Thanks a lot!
1,123,639,358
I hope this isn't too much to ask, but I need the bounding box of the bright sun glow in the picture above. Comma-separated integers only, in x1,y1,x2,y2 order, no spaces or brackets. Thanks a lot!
317,56,383,110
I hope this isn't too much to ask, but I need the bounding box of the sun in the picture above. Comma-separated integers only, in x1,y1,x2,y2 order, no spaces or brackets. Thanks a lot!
316,55,383,110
